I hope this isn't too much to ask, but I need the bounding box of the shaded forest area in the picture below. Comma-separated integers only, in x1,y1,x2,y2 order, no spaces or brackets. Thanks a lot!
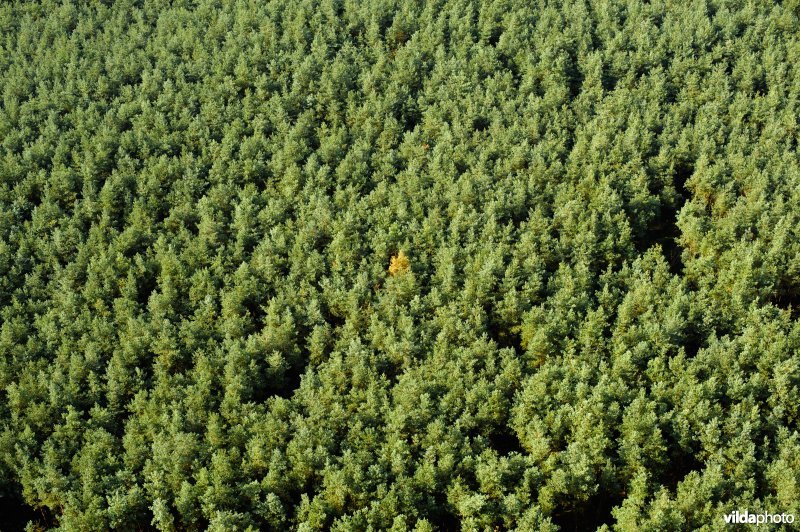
1,0,800,530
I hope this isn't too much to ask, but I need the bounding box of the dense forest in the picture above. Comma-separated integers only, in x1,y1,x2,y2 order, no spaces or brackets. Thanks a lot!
1,0,799,530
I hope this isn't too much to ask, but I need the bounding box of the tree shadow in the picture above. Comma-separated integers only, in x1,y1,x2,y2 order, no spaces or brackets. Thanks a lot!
550,489,620,532
0,492,47,532
637,162,693,275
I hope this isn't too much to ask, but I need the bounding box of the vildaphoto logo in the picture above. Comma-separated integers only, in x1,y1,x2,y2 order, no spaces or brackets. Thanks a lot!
724,510,795,525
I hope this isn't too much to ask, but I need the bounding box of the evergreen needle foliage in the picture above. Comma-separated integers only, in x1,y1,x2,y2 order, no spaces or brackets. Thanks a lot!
1,0,799,530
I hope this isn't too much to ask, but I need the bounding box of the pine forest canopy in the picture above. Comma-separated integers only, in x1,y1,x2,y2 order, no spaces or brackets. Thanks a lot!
1,0,799,530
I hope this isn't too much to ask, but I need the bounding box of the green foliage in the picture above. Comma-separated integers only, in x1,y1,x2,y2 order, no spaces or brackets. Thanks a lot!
1,0,799,530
